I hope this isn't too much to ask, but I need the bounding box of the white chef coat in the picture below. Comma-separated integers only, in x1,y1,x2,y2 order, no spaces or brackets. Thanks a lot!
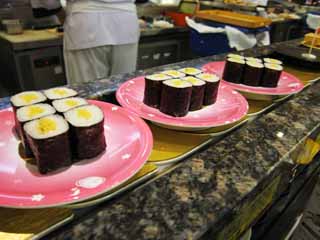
31,0,140,84
31,0,140,50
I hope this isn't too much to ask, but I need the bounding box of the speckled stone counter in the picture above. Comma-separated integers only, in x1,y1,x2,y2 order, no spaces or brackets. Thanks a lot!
46,80,320,240
1,40,320,240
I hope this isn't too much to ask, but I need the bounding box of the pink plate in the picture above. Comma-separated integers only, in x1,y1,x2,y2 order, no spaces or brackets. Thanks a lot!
202,61,304,96
0,100,153,208
116,76,249,131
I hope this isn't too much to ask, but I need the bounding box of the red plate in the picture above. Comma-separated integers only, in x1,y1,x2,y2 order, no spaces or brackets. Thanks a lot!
0,100,153,208
116,76,248,131
202,61,304,96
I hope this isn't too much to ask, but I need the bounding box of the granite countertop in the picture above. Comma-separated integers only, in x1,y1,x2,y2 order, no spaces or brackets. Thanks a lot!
48,82,320,240
1,40,320,239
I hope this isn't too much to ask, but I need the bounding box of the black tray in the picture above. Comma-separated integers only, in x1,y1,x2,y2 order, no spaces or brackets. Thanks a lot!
275,41,320,69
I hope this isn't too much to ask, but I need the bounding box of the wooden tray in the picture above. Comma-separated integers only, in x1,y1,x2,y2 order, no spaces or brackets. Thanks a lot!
195,10,271,28
302,33,320,48
275,43,320,67
301,40,320,51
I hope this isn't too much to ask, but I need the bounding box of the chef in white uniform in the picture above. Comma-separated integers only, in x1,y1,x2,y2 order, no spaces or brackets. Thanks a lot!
31,0,140,84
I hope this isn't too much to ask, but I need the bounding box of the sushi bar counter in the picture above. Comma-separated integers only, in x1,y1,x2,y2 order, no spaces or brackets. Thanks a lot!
1,38,320,240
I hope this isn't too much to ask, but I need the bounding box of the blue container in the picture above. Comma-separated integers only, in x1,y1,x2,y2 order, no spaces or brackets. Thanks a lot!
189,21,269,57
190,29,232,56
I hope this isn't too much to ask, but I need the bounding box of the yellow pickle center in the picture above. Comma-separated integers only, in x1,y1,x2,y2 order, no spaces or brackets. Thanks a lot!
37,118,57,135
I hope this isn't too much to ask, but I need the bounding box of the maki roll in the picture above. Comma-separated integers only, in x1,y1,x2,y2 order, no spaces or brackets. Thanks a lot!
16,104,56,157
263,58,283,65
260,63,283,88
222,58,246,83
52,97,88,114
162,70,186,78
44,87,77,101
182,77,206,111
245,57,262,63
10,91,47,137
242,61,264,86
179,67,202,76
227,53,245,60
143,74,171,108
160,79,192,117
24,114,72,174
10,91,47,112
196,73,220,106
64,105,106,160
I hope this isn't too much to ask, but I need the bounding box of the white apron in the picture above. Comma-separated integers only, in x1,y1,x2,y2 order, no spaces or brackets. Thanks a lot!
31,0,140,83
64,0,139,50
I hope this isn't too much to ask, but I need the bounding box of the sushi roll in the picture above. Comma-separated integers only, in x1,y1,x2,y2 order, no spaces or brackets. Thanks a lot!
16,104,56,157
162,70,186,78
10,91,47,111
222,58,246,84
64,105,106,160
263,58,283,65
260,63,283,88
44,87,77,101
179,67,202,76
196,73,220,106
245,57,262,63
242,61,264,86
24,114,72,174
143,74,171,108
160,79,192,117
10,91,47,137
52,97,88,114
182,77,206,111
227,53,245,60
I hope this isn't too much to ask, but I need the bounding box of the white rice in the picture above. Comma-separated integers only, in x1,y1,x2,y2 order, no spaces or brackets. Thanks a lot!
245,57,262,63
196,73,220,83
24,114,69,140
246,61,264,68
53,97,88,113
264,58,283,65
182,76,206,86
146,73,172,81
264,63,283,71
17,103,56,123
64,104,104,127
163,79,192,88
44,87,77,100
179,68,202,75
11,91,46,108
227,54,245,59
227,58,246,64
162,70,186,78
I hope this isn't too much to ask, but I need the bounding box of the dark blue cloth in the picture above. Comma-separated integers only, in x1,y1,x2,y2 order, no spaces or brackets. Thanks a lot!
0,97,10,110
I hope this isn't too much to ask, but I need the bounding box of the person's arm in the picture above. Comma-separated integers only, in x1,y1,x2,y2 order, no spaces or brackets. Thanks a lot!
55,7,66,24
30,0,64,20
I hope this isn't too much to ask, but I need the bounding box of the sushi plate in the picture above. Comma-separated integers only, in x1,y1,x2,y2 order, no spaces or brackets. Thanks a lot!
0,100,153,208
116,76,249,131
202,61,304,99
